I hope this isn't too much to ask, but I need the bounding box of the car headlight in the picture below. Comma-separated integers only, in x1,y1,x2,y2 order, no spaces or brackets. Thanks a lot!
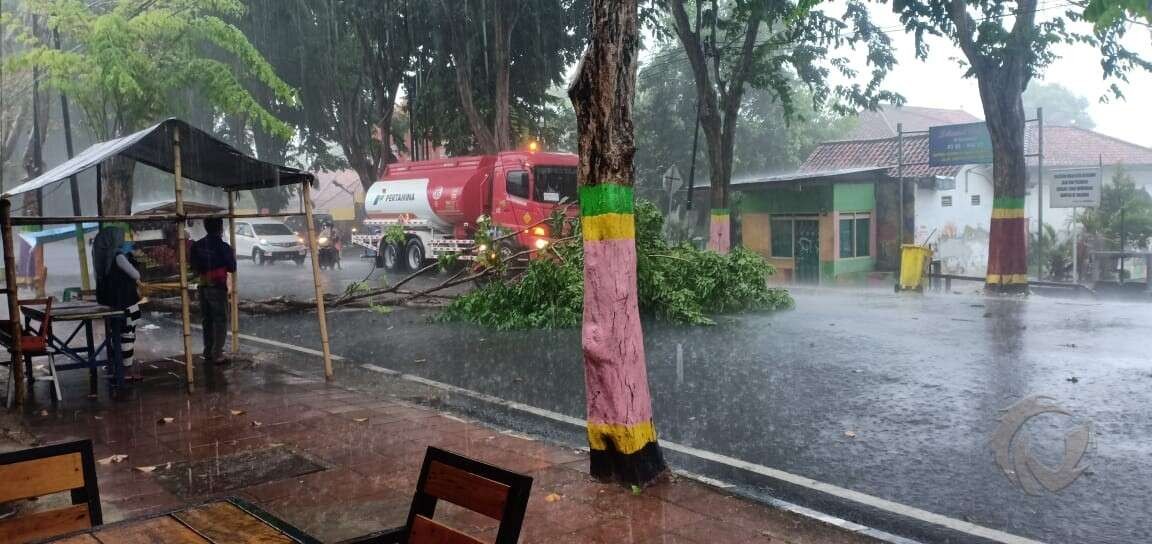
297,237,305,244
477,244,488,252
532,226,547,237
260,239,268,245
534,238,549,250
318,236,329,244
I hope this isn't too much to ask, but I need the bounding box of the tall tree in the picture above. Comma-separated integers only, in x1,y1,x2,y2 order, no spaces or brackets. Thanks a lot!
431,0,587,154
3,0,294,215
892,0,1151,292
665,0,897,253
570,0,667,485
1023,82,1095,129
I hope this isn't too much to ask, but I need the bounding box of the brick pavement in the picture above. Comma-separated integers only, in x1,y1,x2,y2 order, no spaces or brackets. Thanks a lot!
10,356,881,544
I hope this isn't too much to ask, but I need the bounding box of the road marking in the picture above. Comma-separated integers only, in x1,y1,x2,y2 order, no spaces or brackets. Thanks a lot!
190,324,346,362
239,331,1040,544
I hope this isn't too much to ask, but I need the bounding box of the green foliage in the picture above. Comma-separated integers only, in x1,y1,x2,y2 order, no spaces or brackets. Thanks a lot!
1083,0,1151,28
1079,167,1152,250
1023,83,1095,129
383,225,407,246
439,200,792,330
3,0,294,141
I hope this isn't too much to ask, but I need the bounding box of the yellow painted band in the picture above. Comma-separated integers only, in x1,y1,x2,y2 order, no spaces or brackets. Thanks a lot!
986,273,1029,285
587,420,657,454
583,213,635,241
991,209,1026,220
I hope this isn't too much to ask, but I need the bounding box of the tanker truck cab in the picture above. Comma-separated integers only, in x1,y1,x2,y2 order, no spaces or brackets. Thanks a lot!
359,151,578,272
491,152,579,253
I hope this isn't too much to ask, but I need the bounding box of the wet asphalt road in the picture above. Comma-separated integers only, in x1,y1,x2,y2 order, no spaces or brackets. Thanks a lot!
42,240,1152,542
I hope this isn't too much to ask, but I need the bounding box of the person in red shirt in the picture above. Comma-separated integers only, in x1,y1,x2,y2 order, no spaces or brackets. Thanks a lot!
190,218,236,364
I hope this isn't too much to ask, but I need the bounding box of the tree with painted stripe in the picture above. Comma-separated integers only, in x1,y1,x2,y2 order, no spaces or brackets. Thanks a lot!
569,0,667,485
890,0,1150,292
662,0,898,253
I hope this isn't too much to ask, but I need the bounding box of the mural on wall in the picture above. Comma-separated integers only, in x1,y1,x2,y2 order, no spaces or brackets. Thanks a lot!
921,222,990,276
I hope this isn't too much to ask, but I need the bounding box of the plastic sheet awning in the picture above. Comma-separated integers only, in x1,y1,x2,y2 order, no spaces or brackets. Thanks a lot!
2,118,314,198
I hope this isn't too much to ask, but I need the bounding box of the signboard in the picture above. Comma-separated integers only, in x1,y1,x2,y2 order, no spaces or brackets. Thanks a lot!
1050,168,1101,208
928,122,993,166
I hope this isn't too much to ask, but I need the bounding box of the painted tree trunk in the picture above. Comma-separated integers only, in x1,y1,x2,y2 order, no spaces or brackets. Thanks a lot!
981,84,1029,293
569,0,666,486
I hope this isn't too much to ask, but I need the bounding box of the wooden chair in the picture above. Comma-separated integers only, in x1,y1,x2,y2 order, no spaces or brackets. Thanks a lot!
0,439,103,543
342,447,533,544
1,297,59,405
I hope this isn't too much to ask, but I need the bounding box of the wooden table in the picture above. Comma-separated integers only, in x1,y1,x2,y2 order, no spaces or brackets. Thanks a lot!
21,301,127,395
44,498,320,544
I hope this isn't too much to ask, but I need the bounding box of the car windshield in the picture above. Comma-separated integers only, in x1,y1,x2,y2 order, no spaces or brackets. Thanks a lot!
252,223,294,236
533,166,577,203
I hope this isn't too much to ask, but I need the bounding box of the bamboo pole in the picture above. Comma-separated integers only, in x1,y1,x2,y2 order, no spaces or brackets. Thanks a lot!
228,192,239,354
2,198,25,407
173,130,195,392
301,182,333,379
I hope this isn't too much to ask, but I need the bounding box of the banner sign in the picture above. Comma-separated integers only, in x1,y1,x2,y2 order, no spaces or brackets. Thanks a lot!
928,122,993,166
1050,168,1101,208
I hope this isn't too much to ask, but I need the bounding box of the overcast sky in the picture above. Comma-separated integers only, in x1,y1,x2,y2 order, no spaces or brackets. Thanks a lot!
862,2,1152,147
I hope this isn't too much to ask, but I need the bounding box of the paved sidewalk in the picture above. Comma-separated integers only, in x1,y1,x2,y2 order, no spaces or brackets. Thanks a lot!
11,356,881,543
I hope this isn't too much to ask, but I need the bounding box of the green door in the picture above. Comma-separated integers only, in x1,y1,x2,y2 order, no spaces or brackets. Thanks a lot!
794,219,820,284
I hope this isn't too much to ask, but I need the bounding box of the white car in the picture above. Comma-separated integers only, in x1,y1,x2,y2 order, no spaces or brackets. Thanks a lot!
233,219,307,266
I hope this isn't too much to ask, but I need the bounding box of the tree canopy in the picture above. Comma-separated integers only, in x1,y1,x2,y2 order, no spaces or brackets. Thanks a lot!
1023,82,1095,128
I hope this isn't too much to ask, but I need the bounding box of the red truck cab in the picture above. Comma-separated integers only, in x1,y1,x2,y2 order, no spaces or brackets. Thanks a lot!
488,151,579,250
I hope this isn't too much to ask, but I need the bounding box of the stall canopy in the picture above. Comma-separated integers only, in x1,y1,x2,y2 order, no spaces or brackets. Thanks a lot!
2,118,314,198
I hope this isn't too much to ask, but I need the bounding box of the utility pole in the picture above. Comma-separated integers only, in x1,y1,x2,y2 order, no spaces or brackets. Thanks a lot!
1036,107,1045,279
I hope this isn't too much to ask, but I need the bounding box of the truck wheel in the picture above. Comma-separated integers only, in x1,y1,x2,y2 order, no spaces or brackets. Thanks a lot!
405,238,426,271
381,242,402,272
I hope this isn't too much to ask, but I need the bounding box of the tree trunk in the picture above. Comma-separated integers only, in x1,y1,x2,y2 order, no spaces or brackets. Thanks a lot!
101,155,136,216
979,78,1029,292
440,1,498,154
569,0,666,487
492,4,514,150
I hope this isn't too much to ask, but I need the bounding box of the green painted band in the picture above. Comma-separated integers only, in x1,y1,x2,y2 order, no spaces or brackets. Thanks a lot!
992,197,1025,209
580,184,634,217
710,208,730,216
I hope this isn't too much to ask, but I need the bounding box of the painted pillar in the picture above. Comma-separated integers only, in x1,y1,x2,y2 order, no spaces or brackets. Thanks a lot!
581,184,664,484
708,209,730,253
987,196,1028,287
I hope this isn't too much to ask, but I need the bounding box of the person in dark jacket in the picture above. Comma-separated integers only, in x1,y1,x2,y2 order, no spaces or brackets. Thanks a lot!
93,227,143,378
190,217,237,364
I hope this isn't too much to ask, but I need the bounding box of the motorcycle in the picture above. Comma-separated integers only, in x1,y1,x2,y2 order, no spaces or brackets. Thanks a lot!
316,233,341,270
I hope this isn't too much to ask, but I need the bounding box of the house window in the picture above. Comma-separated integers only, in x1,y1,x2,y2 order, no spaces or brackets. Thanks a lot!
971,194,981,206
941,195,953,207
839,214,871,258
770,218,793,258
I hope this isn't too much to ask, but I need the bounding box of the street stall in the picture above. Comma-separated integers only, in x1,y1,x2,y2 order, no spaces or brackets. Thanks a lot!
1,118,333,407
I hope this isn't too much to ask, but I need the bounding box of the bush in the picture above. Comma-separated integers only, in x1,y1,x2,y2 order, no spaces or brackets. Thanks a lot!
438,199,793,329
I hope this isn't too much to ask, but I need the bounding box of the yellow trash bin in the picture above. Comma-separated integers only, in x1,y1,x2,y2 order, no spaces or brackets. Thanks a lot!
898,244,932,291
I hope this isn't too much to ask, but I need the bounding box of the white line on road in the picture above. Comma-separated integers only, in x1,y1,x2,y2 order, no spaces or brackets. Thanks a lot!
190,324,346,362
237,331,1042,544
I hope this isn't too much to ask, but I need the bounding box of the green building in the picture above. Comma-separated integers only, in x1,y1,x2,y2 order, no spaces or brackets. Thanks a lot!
734,167,903,285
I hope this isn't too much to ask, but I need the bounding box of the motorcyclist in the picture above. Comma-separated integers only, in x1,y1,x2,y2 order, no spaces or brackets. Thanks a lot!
319,220,342,270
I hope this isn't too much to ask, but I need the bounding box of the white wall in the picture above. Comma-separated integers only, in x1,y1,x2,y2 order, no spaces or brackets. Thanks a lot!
915,165,993,276
915,164,1152,277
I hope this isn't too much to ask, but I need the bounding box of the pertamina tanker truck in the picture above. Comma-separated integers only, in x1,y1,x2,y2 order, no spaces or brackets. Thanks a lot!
351,151,578,271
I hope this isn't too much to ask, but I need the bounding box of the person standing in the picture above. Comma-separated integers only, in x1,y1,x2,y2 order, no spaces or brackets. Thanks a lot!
190,218,236,364
93,227,143,379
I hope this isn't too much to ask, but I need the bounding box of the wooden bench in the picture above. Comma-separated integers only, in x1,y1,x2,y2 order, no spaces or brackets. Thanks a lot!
0,439,103,544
